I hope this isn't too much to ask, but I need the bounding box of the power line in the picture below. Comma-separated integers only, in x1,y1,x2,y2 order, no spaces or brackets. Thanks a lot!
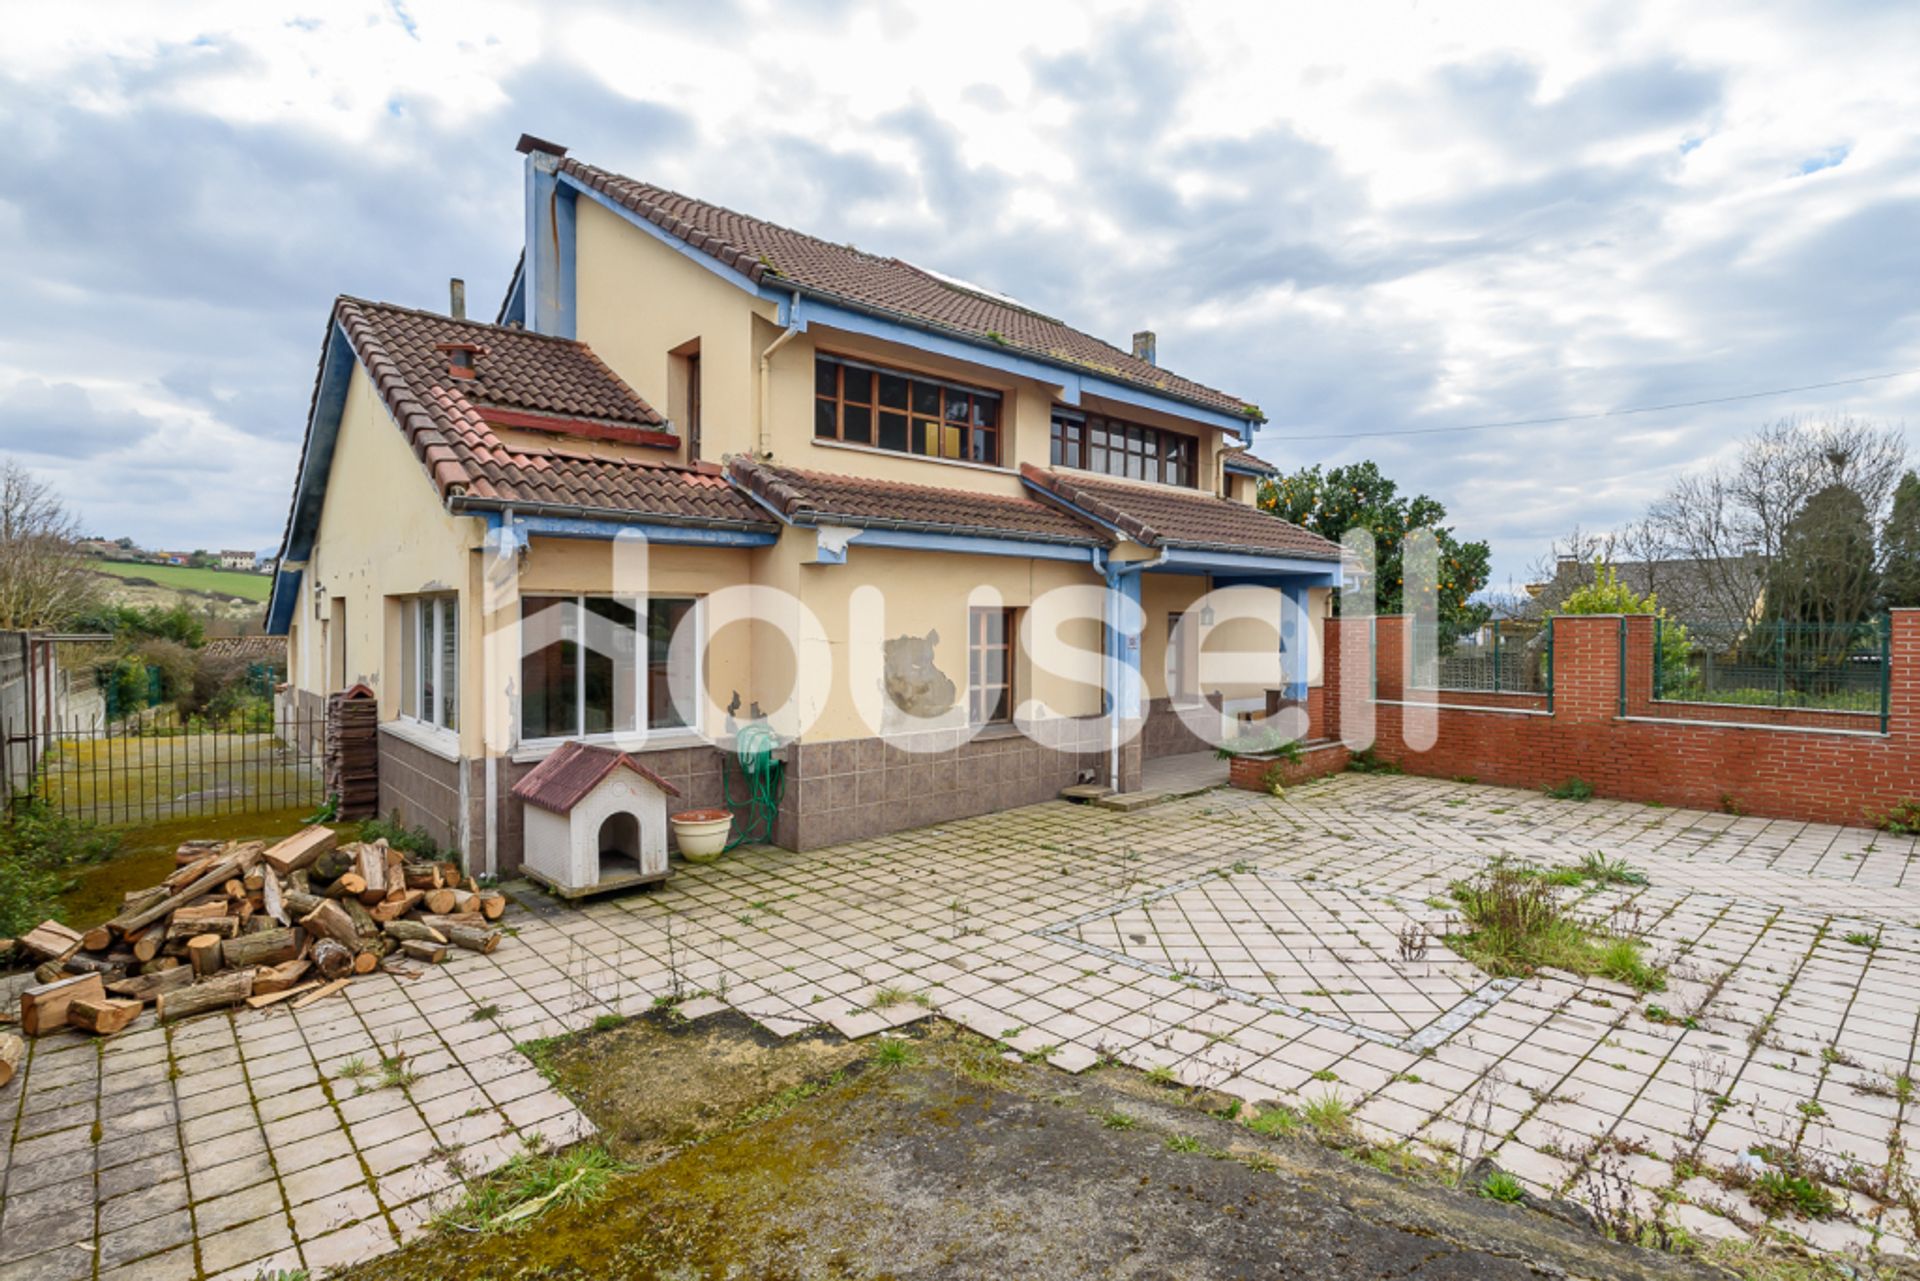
1262,367,1920,442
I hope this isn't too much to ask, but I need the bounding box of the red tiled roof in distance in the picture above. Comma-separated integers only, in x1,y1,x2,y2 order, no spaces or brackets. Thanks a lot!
727,458,1104,546
559,159,1258,421
1020,464,1340,560
511,740,682,814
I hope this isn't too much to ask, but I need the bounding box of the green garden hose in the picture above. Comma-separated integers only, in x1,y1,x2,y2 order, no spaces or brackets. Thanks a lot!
721,723,785,850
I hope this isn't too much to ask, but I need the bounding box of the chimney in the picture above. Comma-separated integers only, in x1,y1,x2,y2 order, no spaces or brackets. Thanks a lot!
449,278,467,321
435,341,485,380
1132,330,1157,366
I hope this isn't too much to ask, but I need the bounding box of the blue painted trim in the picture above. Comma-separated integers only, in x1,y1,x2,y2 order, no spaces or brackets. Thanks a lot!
1107,565,1144,718
844,526,1098,564
1222,459,1274,477
499,259,526,327
1160,547,1341,582
560,174,764,298
265,568,303,635
265,321,357,634
510,513,778,547
1281,583,1309,701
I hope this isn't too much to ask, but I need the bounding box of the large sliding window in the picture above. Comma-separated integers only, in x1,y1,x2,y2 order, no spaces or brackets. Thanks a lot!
815,354,1002,465
1050,410,1197,487
400,596,458,731
520,596,697,742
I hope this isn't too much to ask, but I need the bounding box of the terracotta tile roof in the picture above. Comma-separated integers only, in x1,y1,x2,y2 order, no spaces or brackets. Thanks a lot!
202,635,287,663
726,458,1103,546
1222,447,1281,477
512,739,681,814
1020,465,1341,560
334,298,776,530
561,158,1257,421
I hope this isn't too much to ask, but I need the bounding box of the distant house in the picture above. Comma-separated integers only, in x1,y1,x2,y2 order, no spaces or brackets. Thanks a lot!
1527,556,1766,629
218,550,257,571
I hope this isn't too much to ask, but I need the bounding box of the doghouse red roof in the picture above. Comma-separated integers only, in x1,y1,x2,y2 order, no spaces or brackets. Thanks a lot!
511,740,681,814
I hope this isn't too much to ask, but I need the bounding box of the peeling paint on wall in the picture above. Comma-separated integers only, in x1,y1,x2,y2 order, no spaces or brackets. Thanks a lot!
883,629,956,722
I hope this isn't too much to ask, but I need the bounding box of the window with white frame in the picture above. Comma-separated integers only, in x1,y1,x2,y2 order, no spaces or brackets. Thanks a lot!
520,596,698,742
400,595,458,731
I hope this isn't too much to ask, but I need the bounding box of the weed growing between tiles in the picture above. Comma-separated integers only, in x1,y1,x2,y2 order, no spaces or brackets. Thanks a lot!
1443,861,1668,992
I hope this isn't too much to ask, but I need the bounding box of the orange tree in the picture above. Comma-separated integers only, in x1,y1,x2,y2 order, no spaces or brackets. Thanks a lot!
1259,460,1491,631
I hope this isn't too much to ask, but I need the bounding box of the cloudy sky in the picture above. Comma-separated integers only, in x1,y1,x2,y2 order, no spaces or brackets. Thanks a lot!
1,1,1916,587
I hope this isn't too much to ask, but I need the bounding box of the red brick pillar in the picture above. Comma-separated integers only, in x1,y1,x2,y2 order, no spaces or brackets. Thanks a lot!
1890,609,1919,741
1619,615,1657,717
1373,617,1406,702
1550,615,1622,723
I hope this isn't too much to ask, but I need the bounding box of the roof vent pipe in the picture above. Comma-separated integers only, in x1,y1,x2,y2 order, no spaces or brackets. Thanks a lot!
1132,331,1156,366
450,278,467,321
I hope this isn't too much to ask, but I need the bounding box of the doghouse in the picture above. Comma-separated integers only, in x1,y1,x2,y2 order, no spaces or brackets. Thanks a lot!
511,741,679,897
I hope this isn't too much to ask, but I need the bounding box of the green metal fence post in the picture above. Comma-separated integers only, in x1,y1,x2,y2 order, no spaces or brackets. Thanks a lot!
1775,618,1786,707
1492,621,1501,694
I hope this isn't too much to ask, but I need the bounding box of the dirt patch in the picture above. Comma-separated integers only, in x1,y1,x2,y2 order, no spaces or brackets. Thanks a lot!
338,1014,1747,1281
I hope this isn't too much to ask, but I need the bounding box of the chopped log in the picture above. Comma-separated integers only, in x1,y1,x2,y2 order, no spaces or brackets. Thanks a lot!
246,981,320,1010
175,839,224,866
403,863,444,891
283,890,325,918
141,956,181,975
220,927,299,970
299,900,359,950
20,921,84,963
371,890,423,922
0,1033,20,1088
311,846,356,885
165,916,238,942
443,926,502,955
68,998,142,1036
166,855,219,889
423,888,457,916
156,970,254,1023
172,901,230,921
264,825,336,876
252,958,311,995
226,840,267,873
222,878,247,900
106,965,193,1004
22,974,105,1035
325,872,367,900
261,864,287,927
130,930,162,963
399,939,448,964
109,856,243,935
418,912,485,931
351,951,378,975
59,953,127,978
340,896,379,939
291,978,350,1010
310,938,355,981
479,893,507,922
356,845,388,901
188,935,224,978
80,926,113,952
33,961,62,985
120,885,172,917
381,919,448,946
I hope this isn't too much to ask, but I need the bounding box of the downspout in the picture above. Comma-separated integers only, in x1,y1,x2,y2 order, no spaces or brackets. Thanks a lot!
1104,549,1169,791
757,291,803,458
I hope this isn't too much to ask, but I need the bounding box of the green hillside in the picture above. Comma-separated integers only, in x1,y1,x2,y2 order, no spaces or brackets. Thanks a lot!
90,560,273,603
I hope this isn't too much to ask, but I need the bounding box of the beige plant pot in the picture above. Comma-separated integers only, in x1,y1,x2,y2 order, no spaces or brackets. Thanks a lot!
670,809,732,863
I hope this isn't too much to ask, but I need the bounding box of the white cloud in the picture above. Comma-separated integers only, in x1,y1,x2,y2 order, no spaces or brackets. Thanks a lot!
0,0,1915,587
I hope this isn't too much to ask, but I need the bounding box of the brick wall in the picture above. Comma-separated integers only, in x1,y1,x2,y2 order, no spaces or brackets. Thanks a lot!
1324,610,1918,827
1227,740,1350,791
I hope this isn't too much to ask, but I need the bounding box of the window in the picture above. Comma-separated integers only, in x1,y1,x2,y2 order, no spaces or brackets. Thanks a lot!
401,596,457,731
968,607,1014,725
685,352,701,463
1167,612,1194,703
815,354,1001,465
1050,411,1197,487
520,596,697,741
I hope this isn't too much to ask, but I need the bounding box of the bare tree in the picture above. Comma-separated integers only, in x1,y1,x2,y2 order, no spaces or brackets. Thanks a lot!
0,459,98,630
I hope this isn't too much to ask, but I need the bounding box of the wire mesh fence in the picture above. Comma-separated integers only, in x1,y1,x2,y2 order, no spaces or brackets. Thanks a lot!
1655,616,1890,717
1408,619,1554,695
2,703,325,827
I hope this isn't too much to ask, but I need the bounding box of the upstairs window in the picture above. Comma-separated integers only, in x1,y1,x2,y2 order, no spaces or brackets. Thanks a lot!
1051,410,1197,487
815,354,1001,466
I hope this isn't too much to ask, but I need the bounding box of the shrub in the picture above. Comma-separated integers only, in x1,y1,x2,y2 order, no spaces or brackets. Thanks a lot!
0,800,122,936
358,816,443,861
1446,864,1666,992
1544,778,1594,801
1345,749,1401,775
1875,799,1920,835
1478,1170,1526,1203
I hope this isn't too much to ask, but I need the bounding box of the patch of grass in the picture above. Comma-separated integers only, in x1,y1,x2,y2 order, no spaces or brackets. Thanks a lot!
1842,930,1877,949
1643,1004,1699,1030
0,798,123,937
1746,1169,1839,1220
1245,1104,1301,1137
1544,777,1594,801
1874,798,1920,835
469,1004,501,1023
90,558,272,600
1163,1133,1205,1153
433,1142,622,1235
335,1056,371,1080
591,1013,625,1032
1145,1064,1177,1088
1575,852,1649,886
1445,864,1665,992
1214,729,1302,761
1477,1170,1526,1202
1099,1110,1136,1130
1344,749,1400,775
1309,1068,1338,1082
1299,1091,1352,1138
869,986,933,1011
870,1037,920,1070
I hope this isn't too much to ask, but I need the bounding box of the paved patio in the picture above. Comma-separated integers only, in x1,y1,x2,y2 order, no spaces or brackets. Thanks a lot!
6,771,1920,1277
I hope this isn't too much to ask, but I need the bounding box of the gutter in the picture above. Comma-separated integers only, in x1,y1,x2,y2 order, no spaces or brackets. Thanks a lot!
758,290,803,457
446,493,779,536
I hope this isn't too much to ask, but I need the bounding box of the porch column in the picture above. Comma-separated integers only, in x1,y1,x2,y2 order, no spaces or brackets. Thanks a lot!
1106,567,1146,792
1281,583,1310,703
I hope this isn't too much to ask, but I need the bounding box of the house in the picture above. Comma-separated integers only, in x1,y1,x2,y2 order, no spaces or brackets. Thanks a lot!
1526,555,1766,630
218,550,258,571
266,134,1340,875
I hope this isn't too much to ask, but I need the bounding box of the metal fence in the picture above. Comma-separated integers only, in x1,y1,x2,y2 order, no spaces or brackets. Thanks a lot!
1654,616,1890,721
2,703,326,827
1409,619,1554,696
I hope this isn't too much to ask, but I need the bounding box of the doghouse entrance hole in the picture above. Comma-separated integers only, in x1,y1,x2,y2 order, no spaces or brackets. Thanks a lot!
598,811,641,878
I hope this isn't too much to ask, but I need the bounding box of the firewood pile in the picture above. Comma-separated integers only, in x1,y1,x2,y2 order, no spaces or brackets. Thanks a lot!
6,826,506,1050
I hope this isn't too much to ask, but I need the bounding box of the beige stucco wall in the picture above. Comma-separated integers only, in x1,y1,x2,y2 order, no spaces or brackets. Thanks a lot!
288,362,485,749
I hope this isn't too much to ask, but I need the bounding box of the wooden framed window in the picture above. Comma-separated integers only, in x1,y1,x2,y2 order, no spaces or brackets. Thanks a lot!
1049,410,1197,487
968,607,1014,725
816,354,1001,466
